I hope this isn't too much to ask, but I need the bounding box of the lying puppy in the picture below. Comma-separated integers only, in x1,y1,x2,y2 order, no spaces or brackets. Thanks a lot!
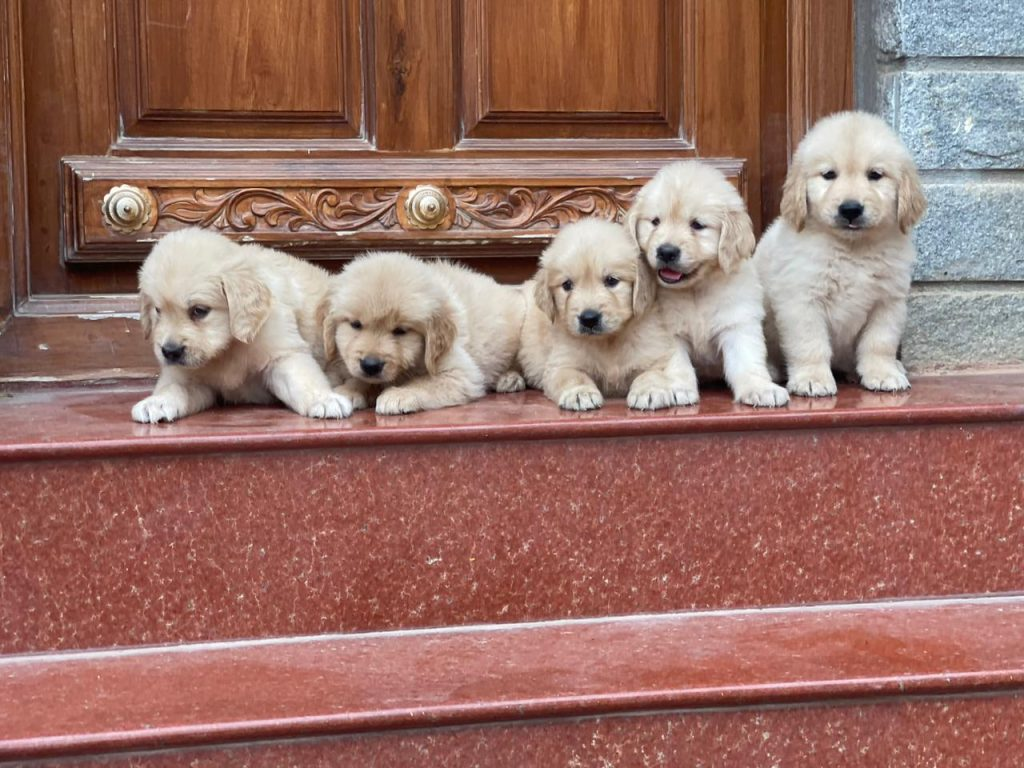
520,218,694,411
320,251,525,415
132,228,352,423
756,111,926,395
627,161,789,407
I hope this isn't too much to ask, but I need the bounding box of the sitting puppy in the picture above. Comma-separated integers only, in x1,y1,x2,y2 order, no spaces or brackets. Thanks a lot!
520,218,694,411
755,111,926,395
626,161,789,407
320,251,526,415
132,228,352,423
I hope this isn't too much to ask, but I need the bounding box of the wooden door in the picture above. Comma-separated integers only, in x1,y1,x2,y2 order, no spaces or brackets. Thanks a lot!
0,0,852,380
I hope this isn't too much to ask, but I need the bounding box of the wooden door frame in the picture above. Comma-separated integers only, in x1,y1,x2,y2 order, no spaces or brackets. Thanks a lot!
0,0,853,382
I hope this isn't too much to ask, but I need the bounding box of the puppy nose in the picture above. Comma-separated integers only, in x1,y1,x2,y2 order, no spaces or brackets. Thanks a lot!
838,200,865,222
578,310,602,329
160,342,185,364
359,356,385,377
656,244,681,263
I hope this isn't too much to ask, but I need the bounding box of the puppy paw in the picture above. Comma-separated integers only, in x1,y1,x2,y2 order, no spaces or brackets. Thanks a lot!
859,361,911,392
557,385,604,411
736,382,790,408
627,384,698,410
131,395,181,424
787,369,838,398
304,391,353,419
495,370,526,393
334,383,370,411
375,388,424,415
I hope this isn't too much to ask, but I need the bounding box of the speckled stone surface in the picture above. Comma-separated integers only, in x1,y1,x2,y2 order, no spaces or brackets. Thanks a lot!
1,379,1022,654
889,71,1024,171
25,695,1024,767
914,181,1024,281
906,289,1024,369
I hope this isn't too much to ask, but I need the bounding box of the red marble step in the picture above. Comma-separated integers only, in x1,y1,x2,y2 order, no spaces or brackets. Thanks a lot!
2,372,1023,462
2,596,1023,763
1,373,1023,654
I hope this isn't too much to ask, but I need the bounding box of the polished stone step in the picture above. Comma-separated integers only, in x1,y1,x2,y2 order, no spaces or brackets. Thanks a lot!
3,596,1022,765
1,374,1022,655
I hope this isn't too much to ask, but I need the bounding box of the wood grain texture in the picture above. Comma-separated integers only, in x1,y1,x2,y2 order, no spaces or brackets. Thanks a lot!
116,0,365,139
2,596,1023,760
787,0,854,148
373,0,456,150
460,0,690,140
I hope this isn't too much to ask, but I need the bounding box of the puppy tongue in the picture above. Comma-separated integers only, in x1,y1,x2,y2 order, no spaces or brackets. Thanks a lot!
658,268,685,284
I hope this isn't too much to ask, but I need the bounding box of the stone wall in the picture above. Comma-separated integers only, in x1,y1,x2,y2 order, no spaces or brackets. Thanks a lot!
856,0,1024,370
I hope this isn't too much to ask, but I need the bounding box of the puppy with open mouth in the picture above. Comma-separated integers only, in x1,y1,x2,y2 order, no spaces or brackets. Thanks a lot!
132,228,353,423
320,251,526,415
755,111,926,396
627,161,789,407
520,218,696,412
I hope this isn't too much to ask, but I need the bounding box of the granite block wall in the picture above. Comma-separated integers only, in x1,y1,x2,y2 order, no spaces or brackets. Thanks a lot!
857,0,1024,370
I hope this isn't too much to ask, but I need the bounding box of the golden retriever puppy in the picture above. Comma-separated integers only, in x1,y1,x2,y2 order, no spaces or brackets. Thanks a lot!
320,252,526,415
132,228,352,423
626,161,789,407
520,218,694,411
755,111,926,395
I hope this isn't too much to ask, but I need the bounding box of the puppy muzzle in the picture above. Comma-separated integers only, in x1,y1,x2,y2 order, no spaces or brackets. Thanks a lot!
576,309,605,335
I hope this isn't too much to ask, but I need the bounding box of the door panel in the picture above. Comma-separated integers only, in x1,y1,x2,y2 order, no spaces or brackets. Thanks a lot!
116,0,365,140
460,0,689,141
1,0,853,379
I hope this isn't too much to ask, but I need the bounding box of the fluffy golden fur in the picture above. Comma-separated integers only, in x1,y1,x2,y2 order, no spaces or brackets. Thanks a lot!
321,251,526,414
755,111,927,395
627,161,789,407
132,228,352,423
520,218,694,411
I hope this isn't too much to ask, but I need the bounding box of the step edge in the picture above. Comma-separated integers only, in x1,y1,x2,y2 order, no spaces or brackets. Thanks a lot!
3,402,1023,463
4,596,1024,761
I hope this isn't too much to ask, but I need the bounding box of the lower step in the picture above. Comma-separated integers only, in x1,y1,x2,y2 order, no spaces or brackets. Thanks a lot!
3,596,1023,765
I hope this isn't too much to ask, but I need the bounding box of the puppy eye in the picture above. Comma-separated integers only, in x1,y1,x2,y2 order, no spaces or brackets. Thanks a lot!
561,279,574,292
650,217,661,227
603,275,620,288
867,170,884,181
392,327,407,336
350,320,362,330
154,307,161,315
821,170,838,180
188,305,210,321
690,220,706,231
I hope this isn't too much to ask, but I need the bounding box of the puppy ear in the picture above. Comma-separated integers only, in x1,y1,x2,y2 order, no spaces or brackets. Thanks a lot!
532,269,557,322
424,297,459,375
317,296,337,361
897,161,927,233
138,291,155,340
718,207,756,273
221,267,272,343
780,161,808,231
624,193,643,247
632,257,657,317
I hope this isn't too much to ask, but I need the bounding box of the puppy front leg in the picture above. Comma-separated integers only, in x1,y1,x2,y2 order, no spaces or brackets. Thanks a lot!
627,347,699,410
545,367,603,411
333,377,378,411
132,368,216,423
720,324,790,407
856,298,910,392
266,352,353,419
776,303,837,397
375,349,486,415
